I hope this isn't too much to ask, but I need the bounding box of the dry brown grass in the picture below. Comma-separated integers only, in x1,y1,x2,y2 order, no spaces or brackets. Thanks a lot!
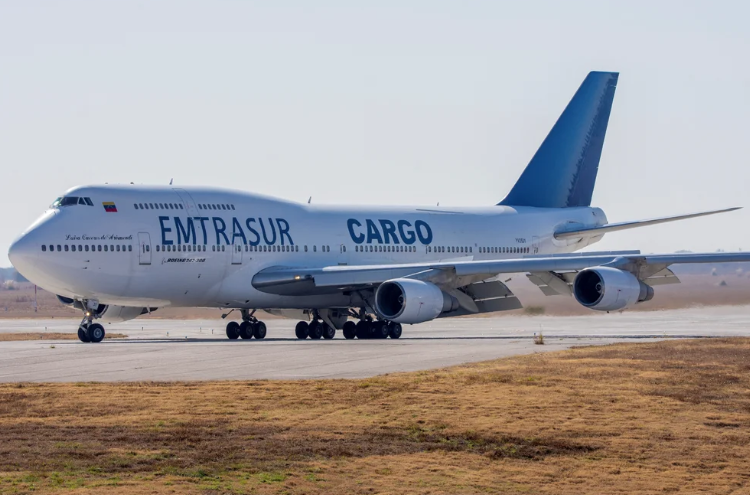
0,332,127,341
2,339,750,494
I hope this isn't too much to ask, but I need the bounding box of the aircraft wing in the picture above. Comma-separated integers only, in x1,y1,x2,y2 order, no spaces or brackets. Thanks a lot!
252,251,750,296
554,207,741,239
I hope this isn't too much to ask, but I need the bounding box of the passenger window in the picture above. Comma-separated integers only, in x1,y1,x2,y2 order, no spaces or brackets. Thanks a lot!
97,245,101,252
134,204,139,209
128,245,132,251
64,245,68,252
231,205,235,210
104,245,108,252
57,245,62,251
42,245,46,252
71,245,76,252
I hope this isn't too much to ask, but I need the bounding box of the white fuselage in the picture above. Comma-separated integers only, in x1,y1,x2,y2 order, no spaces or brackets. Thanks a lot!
9,185,607,310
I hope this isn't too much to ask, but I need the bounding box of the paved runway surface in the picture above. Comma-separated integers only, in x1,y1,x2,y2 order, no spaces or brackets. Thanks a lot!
1,306,749,382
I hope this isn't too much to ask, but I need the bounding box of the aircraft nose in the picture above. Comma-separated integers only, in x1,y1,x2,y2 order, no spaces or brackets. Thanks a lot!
8,232,33,274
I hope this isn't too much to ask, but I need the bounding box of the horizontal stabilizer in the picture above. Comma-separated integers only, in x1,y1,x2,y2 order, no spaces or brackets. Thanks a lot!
554,207,741,239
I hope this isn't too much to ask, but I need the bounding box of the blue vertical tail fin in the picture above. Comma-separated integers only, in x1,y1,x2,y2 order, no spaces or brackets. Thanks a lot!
499,71,619,208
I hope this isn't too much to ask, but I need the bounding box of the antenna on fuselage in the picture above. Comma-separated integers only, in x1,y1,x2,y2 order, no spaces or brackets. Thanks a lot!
308,196,312,204
169,178,174,185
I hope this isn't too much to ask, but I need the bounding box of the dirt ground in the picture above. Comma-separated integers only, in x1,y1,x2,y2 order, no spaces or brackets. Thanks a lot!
1,338,750,494
1,273,748,319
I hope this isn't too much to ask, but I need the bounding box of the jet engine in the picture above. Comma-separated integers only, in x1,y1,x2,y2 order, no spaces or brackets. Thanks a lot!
56,296,155,323
375,279,459,324
573,267,654,312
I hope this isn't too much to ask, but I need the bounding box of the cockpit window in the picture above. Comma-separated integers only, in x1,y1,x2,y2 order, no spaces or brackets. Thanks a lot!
51,196,94,208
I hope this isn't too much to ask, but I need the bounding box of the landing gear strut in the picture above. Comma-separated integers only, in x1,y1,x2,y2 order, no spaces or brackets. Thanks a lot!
225,309,267,341
77,300,106,343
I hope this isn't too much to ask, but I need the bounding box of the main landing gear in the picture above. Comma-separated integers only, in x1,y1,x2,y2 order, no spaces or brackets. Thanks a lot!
77,300,106,343
343,318,401,340
225,309,267,341
295,309,402,340
295,319,336,340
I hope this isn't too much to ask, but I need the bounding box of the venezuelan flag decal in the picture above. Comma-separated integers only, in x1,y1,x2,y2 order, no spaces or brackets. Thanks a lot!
102,202,118,213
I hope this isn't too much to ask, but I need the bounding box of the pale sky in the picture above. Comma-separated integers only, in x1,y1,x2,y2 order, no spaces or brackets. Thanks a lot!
1,0,749,266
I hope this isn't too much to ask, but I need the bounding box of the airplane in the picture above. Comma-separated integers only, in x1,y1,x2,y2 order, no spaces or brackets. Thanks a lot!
8,71,750,344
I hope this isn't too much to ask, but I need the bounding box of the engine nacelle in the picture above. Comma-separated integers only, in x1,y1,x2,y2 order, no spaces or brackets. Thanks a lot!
375,279,459,324
573,267,654,312
55,296,155,323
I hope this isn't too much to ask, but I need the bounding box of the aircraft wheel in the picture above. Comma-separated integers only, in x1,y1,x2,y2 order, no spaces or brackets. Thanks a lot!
372,321,389,339
78,326,91,343
87,323,105,343
388,322,403,339
295,321,309,340
355,320,370,339
253,321,267,340
309,320,323,340
226,321,240,340
322,323,336,340
239,321,253,339
342,321,356,340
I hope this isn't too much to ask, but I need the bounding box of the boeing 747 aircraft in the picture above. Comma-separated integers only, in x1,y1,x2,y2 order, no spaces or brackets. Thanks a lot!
8,71,749,343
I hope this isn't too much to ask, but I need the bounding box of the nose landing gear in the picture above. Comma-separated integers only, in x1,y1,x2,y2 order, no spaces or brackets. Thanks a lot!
76,300,106,343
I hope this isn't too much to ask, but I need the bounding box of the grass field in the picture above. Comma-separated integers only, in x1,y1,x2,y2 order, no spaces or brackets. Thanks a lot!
1,338,749,494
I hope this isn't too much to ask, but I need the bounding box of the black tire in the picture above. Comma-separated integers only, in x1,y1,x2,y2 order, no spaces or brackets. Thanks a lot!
309,321,323,340
226,321,240,340
78,327,91,343
295,321,309,340
253,321,267,340
342,321,356,340
87,323,105,343
388,322,403,339
355,320,370,339
322,323,336,340
372,321,389,339
239,321,253,339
